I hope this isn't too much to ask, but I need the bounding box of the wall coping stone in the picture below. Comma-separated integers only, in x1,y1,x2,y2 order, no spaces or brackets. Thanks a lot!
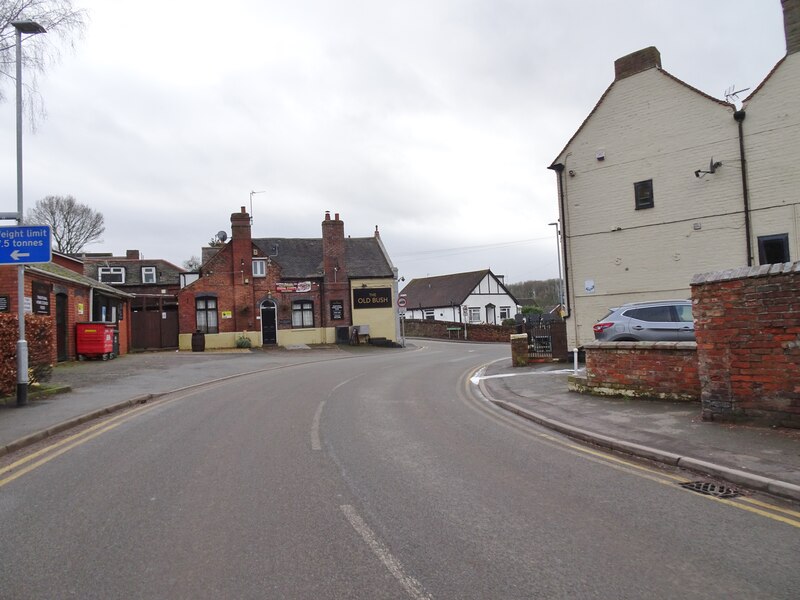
584,341,697,351
691,261,800,286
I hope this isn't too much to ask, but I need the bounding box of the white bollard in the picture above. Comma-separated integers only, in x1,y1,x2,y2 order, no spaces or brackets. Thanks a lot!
573,347,579,375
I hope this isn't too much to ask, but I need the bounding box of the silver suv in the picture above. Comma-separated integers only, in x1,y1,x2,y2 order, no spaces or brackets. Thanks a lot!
593,300,695,342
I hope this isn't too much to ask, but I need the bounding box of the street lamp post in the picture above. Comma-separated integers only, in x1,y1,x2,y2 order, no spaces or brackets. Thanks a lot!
548,221,564,314
11,20,47,407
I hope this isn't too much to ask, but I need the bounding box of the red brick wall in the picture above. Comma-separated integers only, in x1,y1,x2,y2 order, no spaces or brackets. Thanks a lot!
403,319,513,342
582,342,700,401
692,263,800,426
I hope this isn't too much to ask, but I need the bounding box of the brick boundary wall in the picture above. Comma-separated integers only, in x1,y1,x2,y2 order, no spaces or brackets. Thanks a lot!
691,262,800,427
578,341,700,401
403,319,513,343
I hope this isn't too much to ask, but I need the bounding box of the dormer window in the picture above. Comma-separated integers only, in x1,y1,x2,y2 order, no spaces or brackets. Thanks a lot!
98,266,125,284
141,266,157,284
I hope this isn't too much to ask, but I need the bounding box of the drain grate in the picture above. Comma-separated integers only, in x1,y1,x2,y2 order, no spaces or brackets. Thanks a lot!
679,481,741,499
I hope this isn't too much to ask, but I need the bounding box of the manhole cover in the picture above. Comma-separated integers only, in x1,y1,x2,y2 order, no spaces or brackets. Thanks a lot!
679,481,741,499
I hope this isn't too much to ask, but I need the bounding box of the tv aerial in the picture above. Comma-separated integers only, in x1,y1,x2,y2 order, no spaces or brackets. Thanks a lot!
724,84,750,106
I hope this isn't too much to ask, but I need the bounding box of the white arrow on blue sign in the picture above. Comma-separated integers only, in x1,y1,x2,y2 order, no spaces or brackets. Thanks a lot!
0,225,52,265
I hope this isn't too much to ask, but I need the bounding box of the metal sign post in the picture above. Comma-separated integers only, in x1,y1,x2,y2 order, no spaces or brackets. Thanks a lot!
397,294,407,347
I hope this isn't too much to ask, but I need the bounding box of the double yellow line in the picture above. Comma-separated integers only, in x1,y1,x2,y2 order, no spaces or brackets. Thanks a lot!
0,402,155,489
464,367,800,529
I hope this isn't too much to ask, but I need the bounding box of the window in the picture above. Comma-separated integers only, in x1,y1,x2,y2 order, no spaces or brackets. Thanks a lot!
634,179,654,210
98,267,125,284
625,306,673,322
675,304,694,323
423,309,435,321
468,307,481,323
195,296,218,333
141,267,157,284
292,300,314,328
499,307,511,320
252,259,267,277
758,234,790,265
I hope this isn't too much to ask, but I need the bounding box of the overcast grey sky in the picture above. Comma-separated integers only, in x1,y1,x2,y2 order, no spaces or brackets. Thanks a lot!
0,0,788,284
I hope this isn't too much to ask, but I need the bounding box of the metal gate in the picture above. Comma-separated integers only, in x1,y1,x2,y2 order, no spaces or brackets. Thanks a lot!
525,319,568,361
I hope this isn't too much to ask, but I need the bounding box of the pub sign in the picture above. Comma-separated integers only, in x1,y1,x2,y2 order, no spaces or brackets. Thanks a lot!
352,288,392,309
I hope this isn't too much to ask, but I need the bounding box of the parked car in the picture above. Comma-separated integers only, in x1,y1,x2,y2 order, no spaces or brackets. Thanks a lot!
593,299,695,341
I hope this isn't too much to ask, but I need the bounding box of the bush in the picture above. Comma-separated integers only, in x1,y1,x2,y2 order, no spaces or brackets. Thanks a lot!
0,314,54,396
235,335,252,349
501,318,517,327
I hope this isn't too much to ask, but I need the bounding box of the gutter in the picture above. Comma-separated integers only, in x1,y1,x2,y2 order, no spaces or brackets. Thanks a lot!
733,110,753,266
547,162,571,318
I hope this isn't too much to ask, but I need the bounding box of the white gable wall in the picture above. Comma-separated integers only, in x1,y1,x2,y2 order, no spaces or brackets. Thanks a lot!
404,273,518,324
555,68,744,347
741,52,800,263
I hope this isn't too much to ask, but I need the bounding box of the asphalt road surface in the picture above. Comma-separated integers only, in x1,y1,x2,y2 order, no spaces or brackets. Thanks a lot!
1,341,798,599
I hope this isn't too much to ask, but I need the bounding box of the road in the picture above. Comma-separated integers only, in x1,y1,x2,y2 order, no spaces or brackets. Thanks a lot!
1,341,798,599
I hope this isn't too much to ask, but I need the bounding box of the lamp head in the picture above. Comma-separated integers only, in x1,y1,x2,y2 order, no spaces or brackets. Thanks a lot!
11,21,47,34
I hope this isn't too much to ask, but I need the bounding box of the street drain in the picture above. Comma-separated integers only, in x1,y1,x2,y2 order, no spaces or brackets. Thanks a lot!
679,481,741,499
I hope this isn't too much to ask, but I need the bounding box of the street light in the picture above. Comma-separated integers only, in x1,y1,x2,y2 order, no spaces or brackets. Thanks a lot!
11,20,47,407
548,221,564,314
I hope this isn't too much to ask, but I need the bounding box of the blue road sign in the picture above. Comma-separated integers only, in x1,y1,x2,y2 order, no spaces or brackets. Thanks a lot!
0,225,52,265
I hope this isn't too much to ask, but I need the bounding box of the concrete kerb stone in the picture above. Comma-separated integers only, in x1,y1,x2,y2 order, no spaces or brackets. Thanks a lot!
1,394,156,458
483,396,800,503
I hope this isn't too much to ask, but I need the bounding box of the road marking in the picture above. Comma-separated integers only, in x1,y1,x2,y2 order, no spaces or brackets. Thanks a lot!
0,417,129,488
340,504,433,600
463,365,800,530
0,382,233,488
0,402,154,479
311,373,370,451
311,401,325,451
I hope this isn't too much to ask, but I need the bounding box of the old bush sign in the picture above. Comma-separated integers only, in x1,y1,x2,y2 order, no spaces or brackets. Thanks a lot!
353,288,392,308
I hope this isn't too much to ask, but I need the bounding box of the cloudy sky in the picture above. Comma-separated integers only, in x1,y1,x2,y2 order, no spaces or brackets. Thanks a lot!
0,0,788,285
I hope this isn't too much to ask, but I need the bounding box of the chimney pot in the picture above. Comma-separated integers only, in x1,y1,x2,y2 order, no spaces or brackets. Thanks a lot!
325,211,331,220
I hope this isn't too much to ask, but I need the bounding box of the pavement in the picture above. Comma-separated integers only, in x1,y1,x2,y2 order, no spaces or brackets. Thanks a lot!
1,344,799,502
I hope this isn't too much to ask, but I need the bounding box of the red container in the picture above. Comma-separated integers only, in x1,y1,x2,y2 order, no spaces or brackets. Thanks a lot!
76,323,115,360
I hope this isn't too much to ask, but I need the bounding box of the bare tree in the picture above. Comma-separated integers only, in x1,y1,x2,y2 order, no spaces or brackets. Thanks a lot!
183,255,201,271
0,1,87,120
27,195,104,253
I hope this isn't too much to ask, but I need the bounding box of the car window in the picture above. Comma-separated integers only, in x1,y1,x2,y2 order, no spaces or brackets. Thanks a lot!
675,304,694,322
625,306,673,322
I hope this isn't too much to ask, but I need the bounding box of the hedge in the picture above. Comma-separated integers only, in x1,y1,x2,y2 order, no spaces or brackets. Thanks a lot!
0,314,54,396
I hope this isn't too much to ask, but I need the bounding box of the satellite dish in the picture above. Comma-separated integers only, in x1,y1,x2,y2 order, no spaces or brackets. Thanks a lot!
217,231,228,242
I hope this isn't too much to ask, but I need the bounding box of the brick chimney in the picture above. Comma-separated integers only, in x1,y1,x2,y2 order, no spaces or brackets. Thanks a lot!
230,206,251,242
322,211,346,281
126,250,140,259
785,0,800,55
614,47,661,81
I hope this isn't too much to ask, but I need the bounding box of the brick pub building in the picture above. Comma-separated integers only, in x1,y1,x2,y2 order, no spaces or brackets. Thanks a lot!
177,209,399,349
